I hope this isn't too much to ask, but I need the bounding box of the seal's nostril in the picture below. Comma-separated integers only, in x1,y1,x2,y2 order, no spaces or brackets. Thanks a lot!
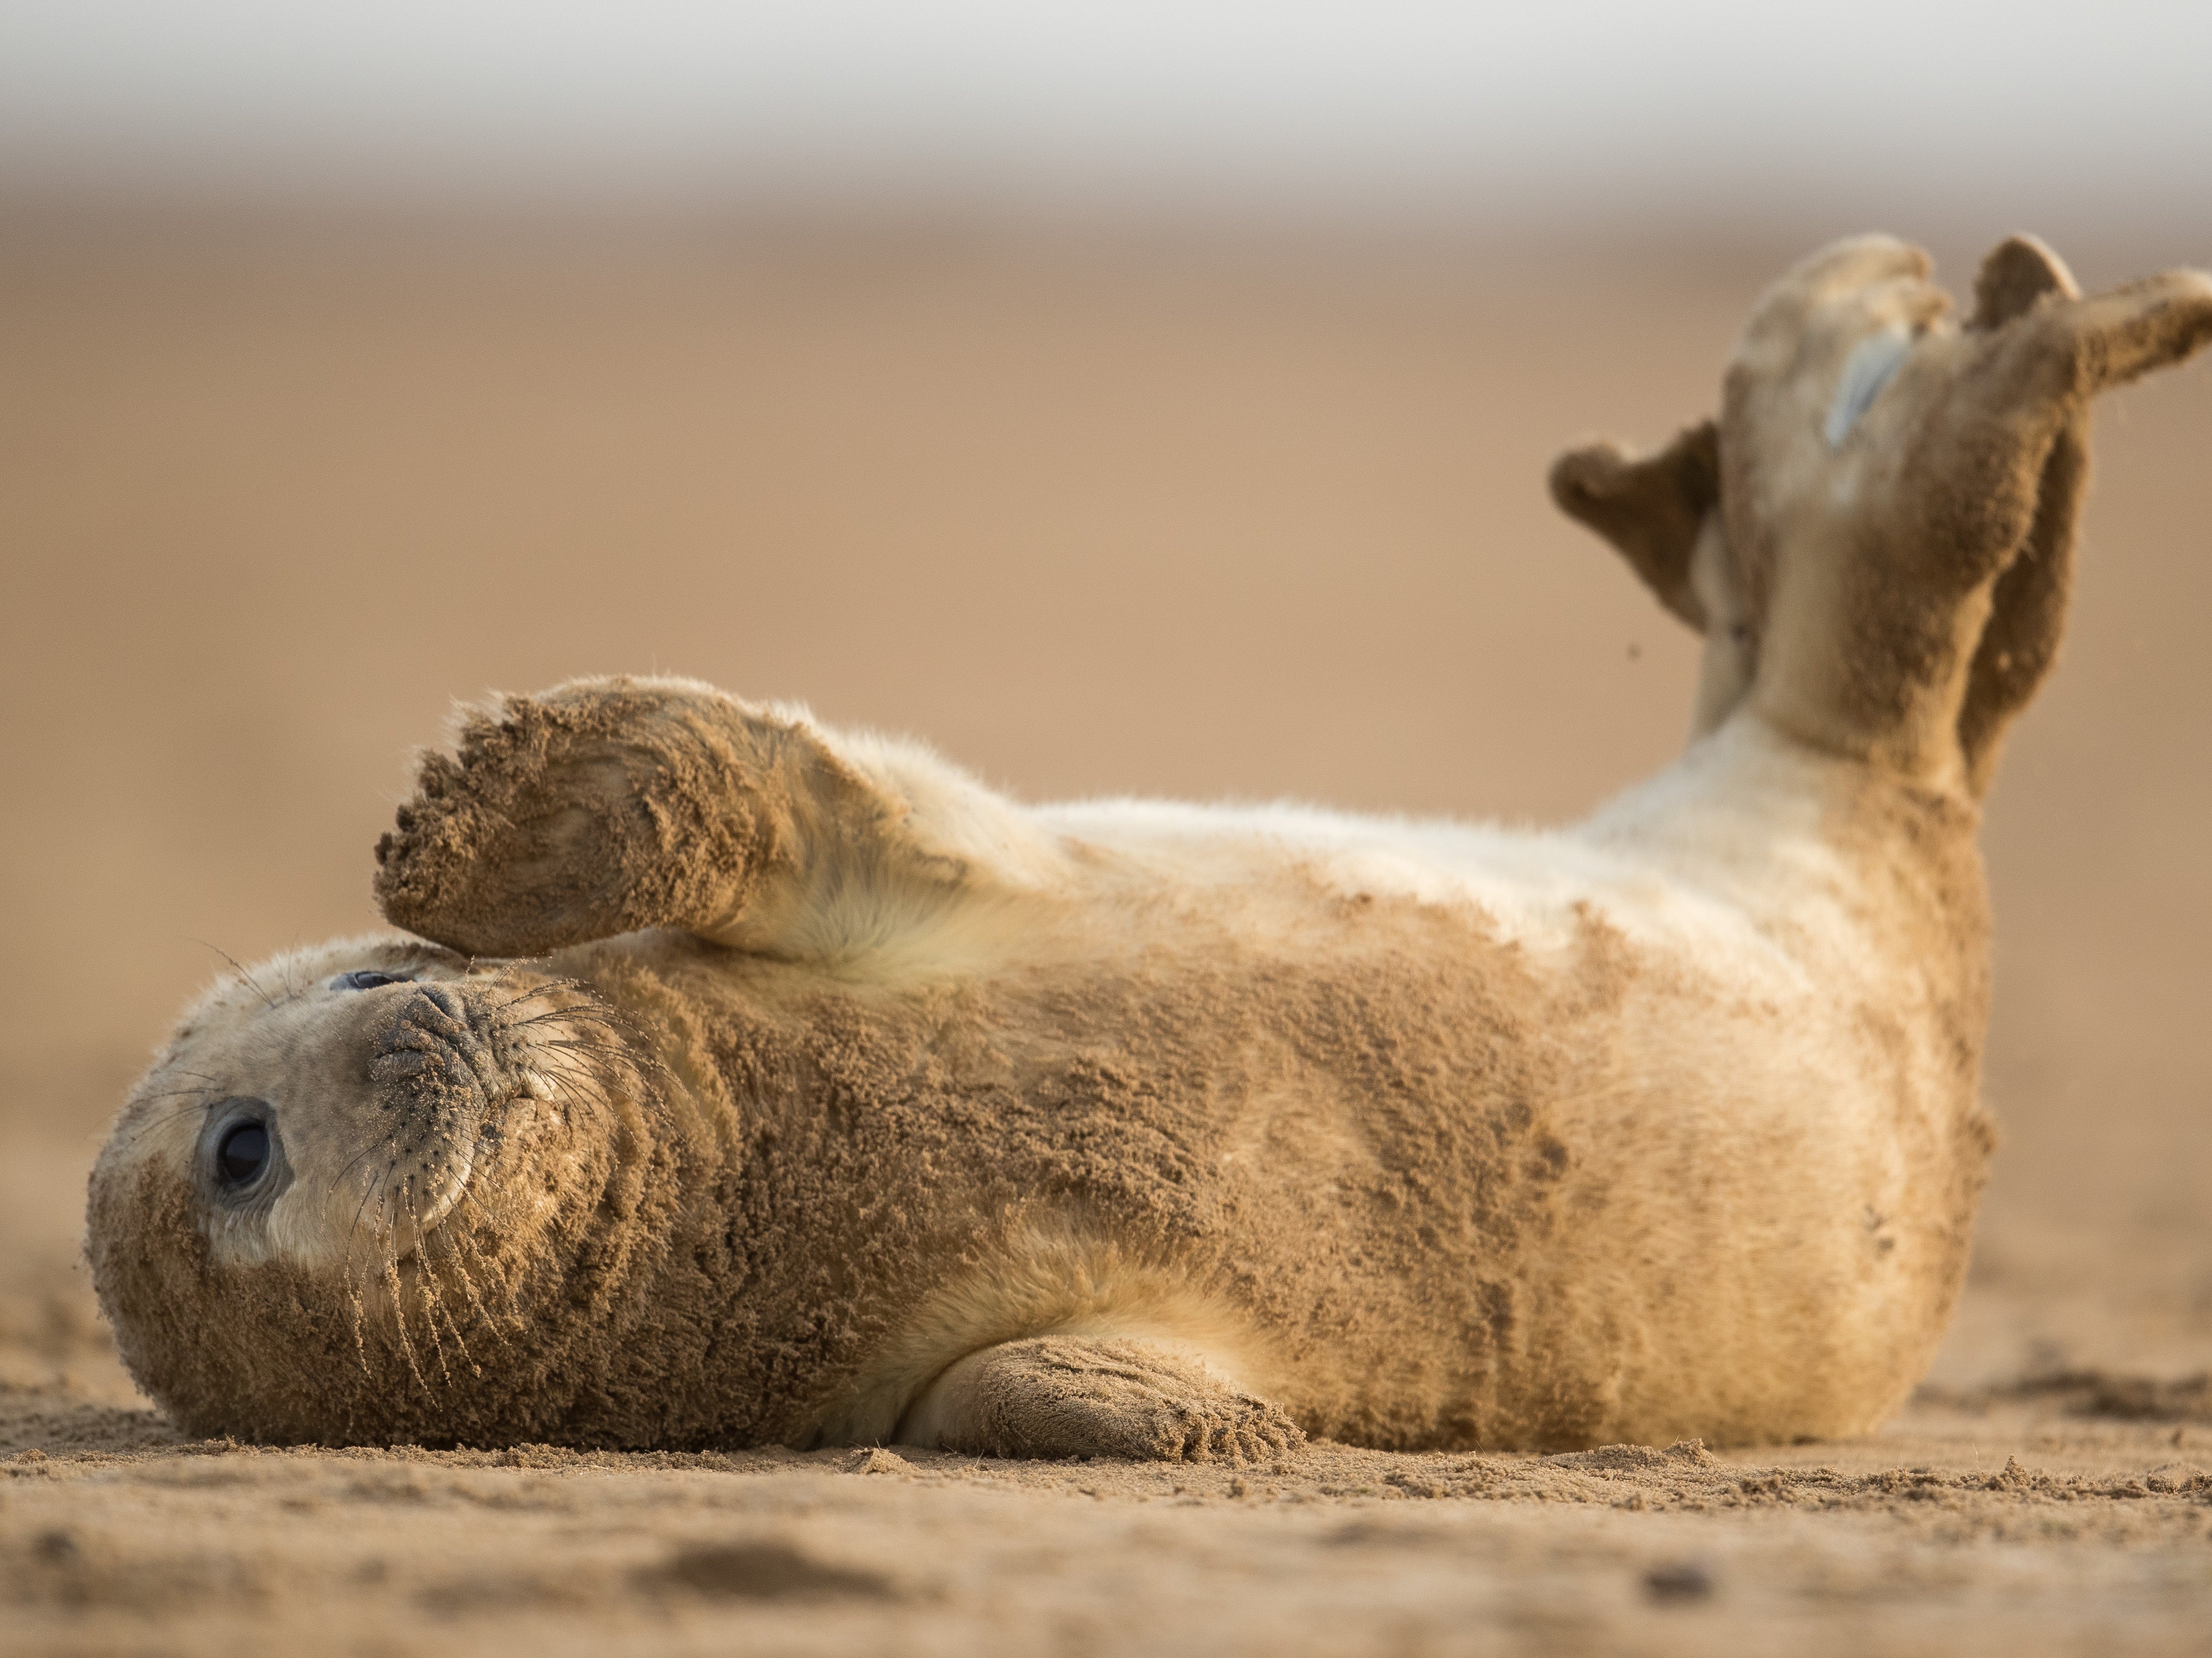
217,1122,269,1187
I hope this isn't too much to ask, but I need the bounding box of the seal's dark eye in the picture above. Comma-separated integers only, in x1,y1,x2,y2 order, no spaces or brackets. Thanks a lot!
217,1122,269,1187
332,970,407,992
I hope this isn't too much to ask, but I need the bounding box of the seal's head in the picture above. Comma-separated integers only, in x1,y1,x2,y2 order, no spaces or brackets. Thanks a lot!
87,936,665,1445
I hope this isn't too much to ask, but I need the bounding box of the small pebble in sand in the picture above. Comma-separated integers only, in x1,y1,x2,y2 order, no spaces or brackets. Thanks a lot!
1642,1561,1714,1603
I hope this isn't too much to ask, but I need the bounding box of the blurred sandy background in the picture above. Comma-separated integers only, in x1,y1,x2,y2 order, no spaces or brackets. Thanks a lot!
3,4,2211,1650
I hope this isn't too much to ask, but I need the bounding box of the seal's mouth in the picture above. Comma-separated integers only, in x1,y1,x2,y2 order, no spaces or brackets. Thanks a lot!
348,979,522,1260
334,973,628,1268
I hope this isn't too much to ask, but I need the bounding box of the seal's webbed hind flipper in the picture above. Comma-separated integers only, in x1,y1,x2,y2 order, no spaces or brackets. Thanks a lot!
1558,234,2212,796
896,1337,1304,1465
1548,420,1721,634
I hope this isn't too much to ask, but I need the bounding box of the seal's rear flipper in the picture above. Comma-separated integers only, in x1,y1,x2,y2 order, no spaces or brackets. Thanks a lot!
1549,421,1759,737
1558,234,2212,794
896,1336,1304,1464
1549,421,1721,633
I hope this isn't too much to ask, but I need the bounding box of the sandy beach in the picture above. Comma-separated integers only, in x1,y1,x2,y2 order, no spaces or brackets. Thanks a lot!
3,212,2209,1653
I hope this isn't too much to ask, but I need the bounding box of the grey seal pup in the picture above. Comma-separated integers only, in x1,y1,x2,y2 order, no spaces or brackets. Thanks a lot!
88,234,2212,1456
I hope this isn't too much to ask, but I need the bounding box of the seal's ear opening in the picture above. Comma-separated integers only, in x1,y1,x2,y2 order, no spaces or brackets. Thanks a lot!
1548,420,1719,633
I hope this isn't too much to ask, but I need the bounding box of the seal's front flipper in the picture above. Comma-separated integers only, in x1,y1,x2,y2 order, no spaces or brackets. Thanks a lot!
373,675,843,956
896,1336,1304,1464
376,674,1067,963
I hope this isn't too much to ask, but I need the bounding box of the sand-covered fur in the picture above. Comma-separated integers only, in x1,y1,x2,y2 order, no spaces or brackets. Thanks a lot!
86,235,2212,1459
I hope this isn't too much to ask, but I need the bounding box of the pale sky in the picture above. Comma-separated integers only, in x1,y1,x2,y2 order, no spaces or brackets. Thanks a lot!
2,1,2205,220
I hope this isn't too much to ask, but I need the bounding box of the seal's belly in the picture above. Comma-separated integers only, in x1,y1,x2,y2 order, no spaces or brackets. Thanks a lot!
753,882,1979,1452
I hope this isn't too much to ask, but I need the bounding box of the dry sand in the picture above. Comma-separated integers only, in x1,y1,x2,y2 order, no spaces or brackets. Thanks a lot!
2,210,2209,1654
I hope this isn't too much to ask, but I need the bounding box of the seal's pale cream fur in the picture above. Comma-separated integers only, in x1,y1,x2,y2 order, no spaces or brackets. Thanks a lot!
87,235,2212,1457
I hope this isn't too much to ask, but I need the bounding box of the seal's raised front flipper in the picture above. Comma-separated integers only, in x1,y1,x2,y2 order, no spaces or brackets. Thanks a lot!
374,674,1063,959
895,1337,1305,1464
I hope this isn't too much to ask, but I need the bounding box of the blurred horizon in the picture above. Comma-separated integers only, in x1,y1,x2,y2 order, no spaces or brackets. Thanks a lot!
4,1,2209,251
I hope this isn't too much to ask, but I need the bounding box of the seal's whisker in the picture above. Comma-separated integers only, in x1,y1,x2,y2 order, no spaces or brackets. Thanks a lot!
533,1030,651,1059
422,1241,483,1377
511,1004,642,1034
118,1101,222,1146
533,1034,676,1090
430,1207,506,1356
191,939,280,1012
383,1249,429,1396
550,999,658,1042
523,1047,595,1090
496,982,659,1047
511,1015,648,1051
531,1052,614,1106
345,1143,402,1290
324,1133,392,1207
404,1180,455,1387
124,1099,218,1129
491,977,601,1011
538,1069,620,1128
447,1182,526,1330
535,1036,662,1079
509,998,627,1022
341,1258,375,1383
531,1067,613,1153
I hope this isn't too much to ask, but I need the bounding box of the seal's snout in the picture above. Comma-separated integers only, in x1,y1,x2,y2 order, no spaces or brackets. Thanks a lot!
370,982,505,1115
347,980,532,1257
